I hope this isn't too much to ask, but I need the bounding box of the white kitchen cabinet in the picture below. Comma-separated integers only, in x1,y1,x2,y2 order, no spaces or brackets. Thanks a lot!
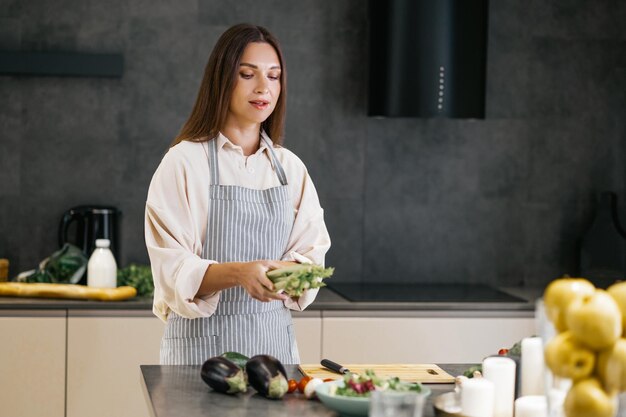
66,311,165,417
0,311,66,417
322,312,535,364
292,311,322,363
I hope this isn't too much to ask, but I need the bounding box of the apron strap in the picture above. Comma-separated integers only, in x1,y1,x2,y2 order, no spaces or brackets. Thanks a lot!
207,132,288,186
260,131,288,186
207,138,219,185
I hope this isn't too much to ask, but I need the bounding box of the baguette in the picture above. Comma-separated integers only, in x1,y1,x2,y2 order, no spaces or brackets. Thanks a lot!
0,282,137,301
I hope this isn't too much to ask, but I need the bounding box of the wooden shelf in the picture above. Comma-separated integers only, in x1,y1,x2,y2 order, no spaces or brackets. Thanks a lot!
0,50,124,78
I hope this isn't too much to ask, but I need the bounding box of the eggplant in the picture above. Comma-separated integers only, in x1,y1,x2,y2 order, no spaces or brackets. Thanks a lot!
245,354,289,399
200,356,247,394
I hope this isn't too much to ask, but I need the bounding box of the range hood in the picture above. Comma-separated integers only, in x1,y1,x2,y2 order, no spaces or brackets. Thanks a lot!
368,0,489,119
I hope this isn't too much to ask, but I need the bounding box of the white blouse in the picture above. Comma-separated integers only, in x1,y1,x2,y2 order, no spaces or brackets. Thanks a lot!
145,133,331,321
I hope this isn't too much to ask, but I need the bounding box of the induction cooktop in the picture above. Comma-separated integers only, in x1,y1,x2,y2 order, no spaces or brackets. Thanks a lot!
326,283,526,303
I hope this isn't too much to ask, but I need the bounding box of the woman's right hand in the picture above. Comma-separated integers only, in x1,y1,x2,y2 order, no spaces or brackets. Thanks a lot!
235,261,289,302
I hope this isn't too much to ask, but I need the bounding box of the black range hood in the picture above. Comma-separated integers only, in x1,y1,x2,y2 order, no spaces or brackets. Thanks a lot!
368,0,489,119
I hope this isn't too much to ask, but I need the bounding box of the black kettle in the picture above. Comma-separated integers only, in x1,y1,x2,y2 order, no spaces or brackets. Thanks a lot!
58,206,121,273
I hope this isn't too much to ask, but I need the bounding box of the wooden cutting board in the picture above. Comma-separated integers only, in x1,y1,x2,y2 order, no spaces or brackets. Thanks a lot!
299,364,455,384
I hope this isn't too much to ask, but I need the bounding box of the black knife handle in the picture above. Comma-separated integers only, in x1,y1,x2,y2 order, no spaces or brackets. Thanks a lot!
321,359,349,374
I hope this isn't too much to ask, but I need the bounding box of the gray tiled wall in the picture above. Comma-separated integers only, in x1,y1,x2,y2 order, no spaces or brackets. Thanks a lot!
0,0,624,288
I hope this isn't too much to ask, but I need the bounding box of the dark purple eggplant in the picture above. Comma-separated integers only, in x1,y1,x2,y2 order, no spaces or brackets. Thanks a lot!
200,356,247,394
245,354,288,399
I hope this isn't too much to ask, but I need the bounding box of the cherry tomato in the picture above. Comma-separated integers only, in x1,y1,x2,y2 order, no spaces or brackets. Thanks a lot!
298,376,312,393
287,379,298,393
498,348,509,355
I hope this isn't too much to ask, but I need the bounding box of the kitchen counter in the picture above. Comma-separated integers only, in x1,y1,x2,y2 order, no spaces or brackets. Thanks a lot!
140,364,469,417
2,284,534,417
1,276,539,417
0,294,154,310
0,286,540,316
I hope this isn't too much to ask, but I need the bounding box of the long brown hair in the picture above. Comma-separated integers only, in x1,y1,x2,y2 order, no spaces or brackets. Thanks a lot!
171,24,287,147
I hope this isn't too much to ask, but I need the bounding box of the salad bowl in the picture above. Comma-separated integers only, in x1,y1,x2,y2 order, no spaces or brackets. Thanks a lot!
315,380,432,417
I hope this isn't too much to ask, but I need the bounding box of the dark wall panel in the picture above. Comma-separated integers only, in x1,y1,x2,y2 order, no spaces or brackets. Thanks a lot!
0,0,624,289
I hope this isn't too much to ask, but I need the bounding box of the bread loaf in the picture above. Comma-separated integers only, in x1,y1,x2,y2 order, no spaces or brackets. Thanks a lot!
0,282,137,301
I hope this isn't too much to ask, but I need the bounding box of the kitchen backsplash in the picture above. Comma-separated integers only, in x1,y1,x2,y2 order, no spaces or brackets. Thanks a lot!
0,0,624,289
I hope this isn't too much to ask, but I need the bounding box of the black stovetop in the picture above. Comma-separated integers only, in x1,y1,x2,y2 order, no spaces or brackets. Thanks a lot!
326,282,526,303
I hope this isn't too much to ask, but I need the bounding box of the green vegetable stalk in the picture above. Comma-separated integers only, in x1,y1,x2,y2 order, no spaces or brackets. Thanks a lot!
266,264,334,297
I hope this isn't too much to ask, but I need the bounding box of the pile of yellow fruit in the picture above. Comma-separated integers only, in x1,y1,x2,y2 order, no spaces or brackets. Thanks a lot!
544,278,626,417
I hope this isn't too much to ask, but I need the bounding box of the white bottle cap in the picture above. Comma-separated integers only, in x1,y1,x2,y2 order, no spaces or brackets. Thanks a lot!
95,239,111,248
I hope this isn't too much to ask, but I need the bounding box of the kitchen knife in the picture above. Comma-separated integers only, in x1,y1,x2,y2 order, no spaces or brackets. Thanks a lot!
321,359,350,375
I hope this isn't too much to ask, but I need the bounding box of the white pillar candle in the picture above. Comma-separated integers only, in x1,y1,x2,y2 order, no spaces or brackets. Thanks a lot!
521,337,545,396
461,378,495,417
482,356,516,417
514,395,547,417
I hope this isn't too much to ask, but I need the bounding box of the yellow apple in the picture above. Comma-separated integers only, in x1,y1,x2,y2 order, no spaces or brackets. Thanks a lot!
607,282,626,335
564,378,616,417
545,331,596,380
544,278,595,332
597,338,626,394
566,290,622,350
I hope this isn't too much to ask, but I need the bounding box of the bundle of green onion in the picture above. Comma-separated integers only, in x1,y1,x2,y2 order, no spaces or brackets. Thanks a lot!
266,264,334,297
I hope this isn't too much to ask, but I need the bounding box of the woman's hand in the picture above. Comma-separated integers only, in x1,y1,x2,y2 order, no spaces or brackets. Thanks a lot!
236,260,295,302
197,260,299,301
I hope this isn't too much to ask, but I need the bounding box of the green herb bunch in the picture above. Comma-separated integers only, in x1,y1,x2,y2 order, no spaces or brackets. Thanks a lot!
117,264,154,297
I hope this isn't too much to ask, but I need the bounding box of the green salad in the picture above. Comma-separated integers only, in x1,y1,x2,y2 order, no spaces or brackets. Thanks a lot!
329,370,424,398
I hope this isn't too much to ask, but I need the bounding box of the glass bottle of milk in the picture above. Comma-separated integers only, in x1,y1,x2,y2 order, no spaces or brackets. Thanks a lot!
87,239,117,288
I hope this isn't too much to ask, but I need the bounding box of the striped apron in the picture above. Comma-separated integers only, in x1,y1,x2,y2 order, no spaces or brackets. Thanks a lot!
160,134,300,365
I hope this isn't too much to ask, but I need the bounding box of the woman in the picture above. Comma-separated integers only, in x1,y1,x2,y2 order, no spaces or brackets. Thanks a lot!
145,23,331,365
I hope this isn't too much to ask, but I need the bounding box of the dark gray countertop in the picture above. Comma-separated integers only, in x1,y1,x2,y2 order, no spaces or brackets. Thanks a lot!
0,294,154,310
0,286,541,314
140,364,470,417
